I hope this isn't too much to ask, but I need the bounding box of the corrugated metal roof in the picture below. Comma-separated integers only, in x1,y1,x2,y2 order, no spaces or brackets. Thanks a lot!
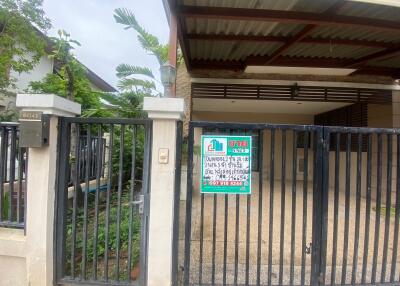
339,1,400,22
186,18,305,36
177,0,400,73
190,40,282,61
310,25,400,44
283,43,383,59
180,0,335,12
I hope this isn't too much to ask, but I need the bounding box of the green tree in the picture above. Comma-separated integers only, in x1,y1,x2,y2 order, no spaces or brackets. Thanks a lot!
113,8,168,96
29,30,110,117
0,0,51,91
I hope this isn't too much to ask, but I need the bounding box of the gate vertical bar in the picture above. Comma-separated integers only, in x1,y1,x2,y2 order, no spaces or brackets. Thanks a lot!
381,133,393,281
55,118,71,281
268,129,275,286
104,124,114,281
70,123,80,279
212,193,217,285
362,133,373,283
140,120,152,286
183,124,195,286
279,129,287,285
256,130,264,286
290,130,298,286
172,121,182,286
372,133,383,284
320,128,330,283
351,133,363,285
199,193,204,285
115,124,125,280
311,126,324,286
391,134,400,282
331,132,340,285
301,130,309,286
127,126,137,282
341,132,352,285
92,124,102,280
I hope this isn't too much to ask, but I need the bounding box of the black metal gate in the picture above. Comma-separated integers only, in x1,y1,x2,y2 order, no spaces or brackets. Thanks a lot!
55,117,152,286
182,121,400,286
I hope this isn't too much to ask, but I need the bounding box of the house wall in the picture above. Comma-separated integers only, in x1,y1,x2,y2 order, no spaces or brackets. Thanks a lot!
178,64,398,202
0,94,16,113
9,54,54,93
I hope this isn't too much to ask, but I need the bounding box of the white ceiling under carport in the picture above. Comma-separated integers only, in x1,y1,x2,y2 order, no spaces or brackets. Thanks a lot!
193,98,352,114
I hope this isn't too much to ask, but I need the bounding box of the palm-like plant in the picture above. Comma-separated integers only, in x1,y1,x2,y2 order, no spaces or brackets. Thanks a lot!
113,8,168,96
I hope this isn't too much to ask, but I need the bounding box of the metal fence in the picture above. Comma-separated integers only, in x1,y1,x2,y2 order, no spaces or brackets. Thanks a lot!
73,136,106,185
182,121,400,286
55,117,152,286
0,123,28,229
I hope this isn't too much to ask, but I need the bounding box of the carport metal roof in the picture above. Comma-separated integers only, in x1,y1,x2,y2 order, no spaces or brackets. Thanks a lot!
164,0,400,78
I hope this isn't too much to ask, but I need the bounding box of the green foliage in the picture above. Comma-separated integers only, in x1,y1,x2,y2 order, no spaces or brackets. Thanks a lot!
113,8,165,96
114,8,168,66
116,64,154,79
28,30,112,117
66,190,142,279
100,92,145,119
29,63,105,115
0,108,16,121
0,0,51,90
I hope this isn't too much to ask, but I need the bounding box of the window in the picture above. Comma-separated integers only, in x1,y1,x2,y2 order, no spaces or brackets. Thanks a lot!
203,128,260,171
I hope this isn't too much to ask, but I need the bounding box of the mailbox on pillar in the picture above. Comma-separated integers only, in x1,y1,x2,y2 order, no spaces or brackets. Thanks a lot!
19,111,50,148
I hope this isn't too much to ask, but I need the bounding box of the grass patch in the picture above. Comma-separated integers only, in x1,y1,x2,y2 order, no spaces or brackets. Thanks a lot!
373,206,398,217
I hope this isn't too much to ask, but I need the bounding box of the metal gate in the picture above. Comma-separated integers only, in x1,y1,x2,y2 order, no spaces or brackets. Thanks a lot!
183,121,400,286
55,117,152,286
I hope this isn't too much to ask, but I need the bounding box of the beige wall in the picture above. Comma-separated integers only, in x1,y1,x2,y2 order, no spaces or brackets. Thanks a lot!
0,228,27,286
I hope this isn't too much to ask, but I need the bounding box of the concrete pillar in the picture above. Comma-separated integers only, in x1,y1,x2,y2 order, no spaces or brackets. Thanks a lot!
16,94,81,286
143,97,184,286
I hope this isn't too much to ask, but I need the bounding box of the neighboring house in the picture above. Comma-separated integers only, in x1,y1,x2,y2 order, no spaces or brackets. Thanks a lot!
1,33,116,114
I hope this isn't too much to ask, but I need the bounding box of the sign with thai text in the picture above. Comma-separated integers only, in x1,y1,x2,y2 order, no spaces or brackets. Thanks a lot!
201,135,252,194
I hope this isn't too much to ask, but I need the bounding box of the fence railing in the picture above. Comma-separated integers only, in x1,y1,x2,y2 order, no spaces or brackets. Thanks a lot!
0,124,107,230
0,123,28,229
72,136,106,186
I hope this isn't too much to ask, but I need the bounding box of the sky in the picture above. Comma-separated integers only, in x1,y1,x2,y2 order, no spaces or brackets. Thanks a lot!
42,0,170,91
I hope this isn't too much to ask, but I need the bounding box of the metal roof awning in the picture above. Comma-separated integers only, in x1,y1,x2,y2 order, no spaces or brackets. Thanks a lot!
164,0,400,79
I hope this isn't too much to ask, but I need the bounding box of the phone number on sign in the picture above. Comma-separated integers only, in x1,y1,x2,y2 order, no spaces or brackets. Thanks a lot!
206,181,244,186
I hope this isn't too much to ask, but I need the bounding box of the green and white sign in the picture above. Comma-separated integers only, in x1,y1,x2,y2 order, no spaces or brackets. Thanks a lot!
201,135,252,194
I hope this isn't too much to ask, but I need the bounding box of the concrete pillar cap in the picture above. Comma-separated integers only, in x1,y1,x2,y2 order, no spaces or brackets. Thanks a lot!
143,97,184,120
16,94,81,117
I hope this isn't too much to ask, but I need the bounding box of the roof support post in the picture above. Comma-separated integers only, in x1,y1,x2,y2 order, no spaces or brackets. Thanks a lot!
168,10,178,97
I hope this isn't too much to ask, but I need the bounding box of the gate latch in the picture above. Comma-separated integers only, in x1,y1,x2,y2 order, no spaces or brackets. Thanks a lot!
131,194,144,214
305,242,312,255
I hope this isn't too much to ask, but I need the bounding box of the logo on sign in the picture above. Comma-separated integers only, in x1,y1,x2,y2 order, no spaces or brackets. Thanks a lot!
204,138,227,155
208,139,223,151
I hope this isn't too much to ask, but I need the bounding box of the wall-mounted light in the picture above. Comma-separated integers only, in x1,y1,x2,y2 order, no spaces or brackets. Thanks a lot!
160,62,176,97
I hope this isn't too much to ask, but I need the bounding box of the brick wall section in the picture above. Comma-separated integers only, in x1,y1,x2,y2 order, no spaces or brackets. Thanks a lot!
176,64,192,136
